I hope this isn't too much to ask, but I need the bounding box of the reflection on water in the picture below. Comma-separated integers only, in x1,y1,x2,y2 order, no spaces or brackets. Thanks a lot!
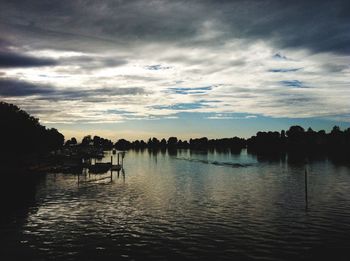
1,149,350,260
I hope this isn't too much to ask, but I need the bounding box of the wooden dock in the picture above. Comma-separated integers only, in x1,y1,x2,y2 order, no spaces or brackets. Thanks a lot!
87,151,125,173
78,151,126,185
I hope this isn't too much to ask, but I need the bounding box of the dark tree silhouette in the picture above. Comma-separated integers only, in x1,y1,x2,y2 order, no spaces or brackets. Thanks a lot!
147,137,160,149
93,135,113,149
81,135,92,146
0,102,64,164
115,139,131,150
65,137,77,146
177,139,189,149
247,125,350,163
160,138,167,148
167,137,178,148
190,137,208,149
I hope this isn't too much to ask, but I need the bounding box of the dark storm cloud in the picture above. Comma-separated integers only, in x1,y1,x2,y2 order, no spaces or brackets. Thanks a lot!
0,78,146,100
0,0,349,54
215,0,350,54
0,78,55,96
0,48,126,70
0,51,57,68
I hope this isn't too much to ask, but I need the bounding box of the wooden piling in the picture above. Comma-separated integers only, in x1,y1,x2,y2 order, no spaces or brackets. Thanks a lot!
305,168,308,209
110,156,113,180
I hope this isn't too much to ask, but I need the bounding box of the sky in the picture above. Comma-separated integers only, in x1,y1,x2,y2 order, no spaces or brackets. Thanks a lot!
0,0,349,141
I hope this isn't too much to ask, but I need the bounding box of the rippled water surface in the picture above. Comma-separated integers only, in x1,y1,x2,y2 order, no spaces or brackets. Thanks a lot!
1,150,350,260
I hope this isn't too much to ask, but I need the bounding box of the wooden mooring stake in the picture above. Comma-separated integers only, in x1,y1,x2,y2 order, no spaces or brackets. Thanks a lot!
305,168,308,210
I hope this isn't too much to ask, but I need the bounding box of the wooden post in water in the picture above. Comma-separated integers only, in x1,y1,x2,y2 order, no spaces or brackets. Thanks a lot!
305,168,308,209
117,153,120,166
110,155,113,180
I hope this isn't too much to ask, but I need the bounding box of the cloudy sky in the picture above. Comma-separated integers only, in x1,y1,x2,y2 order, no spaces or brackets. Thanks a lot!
0,0,349,140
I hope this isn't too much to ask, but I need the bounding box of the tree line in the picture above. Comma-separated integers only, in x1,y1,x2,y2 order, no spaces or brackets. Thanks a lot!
69,136,246,151
73,125,350,159
247,125,350,160
1,102,349,160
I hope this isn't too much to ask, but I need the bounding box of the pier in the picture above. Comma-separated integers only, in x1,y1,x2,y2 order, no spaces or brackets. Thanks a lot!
87,151,125,173
78,151,126,185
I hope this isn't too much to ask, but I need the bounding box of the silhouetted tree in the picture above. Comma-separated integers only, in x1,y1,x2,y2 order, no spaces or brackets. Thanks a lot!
81,135,92,146
167,137,178,148
0,102,64,163
115,139,131,150
160,138,167,148
147,137,160,149
45,128,64,151
92,135,113,149
190,137,208,149
177,139,189,149
65,137,77,146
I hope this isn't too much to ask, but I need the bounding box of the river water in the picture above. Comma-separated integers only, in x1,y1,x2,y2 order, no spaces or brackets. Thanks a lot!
1,149,350,260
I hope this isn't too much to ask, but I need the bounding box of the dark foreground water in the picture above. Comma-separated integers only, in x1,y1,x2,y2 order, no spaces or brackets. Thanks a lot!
1,149,350,260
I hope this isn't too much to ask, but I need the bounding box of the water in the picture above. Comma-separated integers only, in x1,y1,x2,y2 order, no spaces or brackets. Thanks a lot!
1,149,350,260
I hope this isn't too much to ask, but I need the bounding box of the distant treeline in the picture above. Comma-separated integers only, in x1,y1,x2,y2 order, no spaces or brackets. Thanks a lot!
1,102,350,159
0,102,64,160
113,137,246,151
72,125,350,160
66,136,246,151
247,125,350,159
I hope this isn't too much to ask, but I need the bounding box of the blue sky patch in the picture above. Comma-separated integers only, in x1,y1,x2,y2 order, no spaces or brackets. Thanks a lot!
281,80,305,88
269,68,301,73
168,86,212,95
145,64,170,70
153,102,207,110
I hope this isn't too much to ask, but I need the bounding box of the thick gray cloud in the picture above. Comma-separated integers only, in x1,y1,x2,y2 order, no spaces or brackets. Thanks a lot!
0,78,146,100
0,78,55,96
0,51,57,68
0,0,349,54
